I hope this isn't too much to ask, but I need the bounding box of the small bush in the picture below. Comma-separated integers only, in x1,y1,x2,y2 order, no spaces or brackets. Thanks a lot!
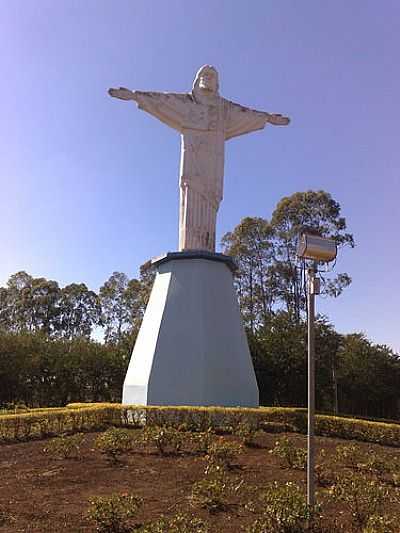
269,436,307,470
95,428,133,464
315,464,336,488
362,515,398,533
331,472,391,529
247,481,319,533
43,433,85,460
236,422,261,447
142,425,183,455
205,438,242,472
191,473,231,514
391,472,400,487
214,425,234,435
138,512,209,532
334,443,363,470
191,428,214,455
259,421,295,434
359,449,396,480
88,493,142,533
0,505,10,527
314,449,335,488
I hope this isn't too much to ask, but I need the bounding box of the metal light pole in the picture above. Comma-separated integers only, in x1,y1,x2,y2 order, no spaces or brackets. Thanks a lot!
307,262,318,507
297,232,337,509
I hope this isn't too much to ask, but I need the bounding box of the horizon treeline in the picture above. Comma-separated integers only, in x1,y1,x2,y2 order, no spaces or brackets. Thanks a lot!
1,191,399,420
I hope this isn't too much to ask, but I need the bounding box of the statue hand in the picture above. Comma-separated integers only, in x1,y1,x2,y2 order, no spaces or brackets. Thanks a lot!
268,114,290,126
108,87,136,101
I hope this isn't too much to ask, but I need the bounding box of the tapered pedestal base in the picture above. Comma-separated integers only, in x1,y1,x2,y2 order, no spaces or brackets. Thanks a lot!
122,251,259,407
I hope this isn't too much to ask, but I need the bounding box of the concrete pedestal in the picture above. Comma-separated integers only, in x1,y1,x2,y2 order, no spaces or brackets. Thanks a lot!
122,251,259,407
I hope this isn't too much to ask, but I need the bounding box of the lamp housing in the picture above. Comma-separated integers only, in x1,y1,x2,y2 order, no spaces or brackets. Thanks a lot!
297,233,337,262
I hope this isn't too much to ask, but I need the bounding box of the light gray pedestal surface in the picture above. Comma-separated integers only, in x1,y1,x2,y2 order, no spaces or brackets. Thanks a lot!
122,252,259,407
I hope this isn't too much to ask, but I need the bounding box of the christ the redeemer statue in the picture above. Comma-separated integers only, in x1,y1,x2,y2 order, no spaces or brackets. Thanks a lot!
109,65,289,252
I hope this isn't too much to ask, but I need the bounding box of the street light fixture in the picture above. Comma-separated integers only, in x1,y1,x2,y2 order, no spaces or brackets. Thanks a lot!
296,231,337,508
297,233,337,263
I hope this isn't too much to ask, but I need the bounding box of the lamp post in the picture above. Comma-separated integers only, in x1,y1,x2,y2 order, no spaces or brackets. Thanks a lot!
297,232,337,508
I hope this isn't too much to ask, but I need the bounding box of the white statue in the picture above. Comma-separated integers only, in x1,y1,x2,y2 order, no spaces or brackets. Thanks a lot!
109,65,289,252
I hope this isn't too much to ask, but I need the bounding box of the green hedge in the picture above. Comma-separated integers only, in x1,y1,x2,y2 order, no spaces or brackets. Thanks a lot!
0,405,120,442
1,404,400,447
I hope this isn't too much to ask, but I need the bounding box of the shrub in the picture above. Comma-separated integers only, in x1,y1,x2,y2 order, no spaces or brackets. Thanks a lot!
362,515,398,533
359,449,397,480
315,414,400,447
88,493,142,533
191,473,231,514
315,464,336,488
314,449,335,488
142,425,183,456
95,428,133,464
331,472,391,529
269,436,307,470
0,405,122,442
138,512,209,532
205,438,242,472
191,428,214,455
43,433,85,459
259,421,295,434
214,425,234,435
247,481,318,533
0,403,400,447
2,404,400,447
0,505,10,527
391,472,400,487
334,443,363,470
236,422,261,447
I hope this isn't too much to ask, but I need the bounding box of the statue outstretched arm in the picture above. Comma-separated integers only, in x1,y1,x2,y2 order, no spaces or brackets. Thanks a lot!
225,100,290,140
108,87,187,131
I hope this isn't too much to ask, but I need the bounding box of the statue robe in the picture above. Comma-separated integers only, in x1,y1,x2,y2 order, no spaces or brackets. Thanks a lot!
133,91,269,252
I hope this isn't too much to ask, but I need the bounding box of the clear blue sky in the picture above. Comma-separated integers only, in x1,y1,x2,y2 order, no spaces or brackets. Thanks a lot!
1,1,399,351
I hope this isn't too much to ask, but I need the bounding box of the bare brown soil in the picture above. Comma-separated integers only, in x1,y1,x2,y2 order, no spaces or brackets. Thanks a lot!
0,430,399,532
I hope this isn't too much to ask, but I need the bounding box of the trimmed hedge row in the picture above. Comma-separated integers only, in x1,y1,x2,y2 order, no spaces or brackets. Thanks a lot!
1,404,400,447
0,406,68,417
0,406,120,442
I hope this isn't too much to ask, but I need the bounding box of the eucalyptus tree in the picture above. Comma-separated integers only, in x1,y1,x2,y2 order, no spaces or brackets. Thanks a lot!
221,217,275,332
270,190,354,320
99,272,142,344
58,283,102,339
4,272,61,334
222,191,355,327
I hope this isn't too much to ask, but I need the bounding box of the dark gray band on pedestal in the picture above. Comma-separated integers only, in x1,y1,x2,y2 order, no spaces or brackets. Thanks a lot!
151,251,238,273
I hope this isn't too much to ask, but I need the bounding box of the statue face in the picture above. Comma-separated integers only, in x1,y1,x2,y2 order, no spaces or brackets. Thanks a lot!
198,69,218,94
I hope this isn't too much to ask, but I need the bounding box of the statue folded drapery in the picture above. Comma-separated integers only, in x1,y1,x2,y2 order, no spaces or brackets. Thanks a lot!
109,65,289,252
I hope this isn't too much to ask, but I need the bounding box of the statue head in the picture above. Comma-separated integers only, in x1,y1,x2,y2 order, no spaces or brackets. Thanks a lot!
192,65,219,99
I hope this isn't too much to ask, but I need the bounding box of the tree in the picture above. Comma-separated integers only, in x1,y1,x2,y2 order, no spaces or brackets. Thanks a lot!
58,283,101,339
99,272,142,344
221,217,275,333
252,311,307,406
270,190,354,320
222,191,355,326
336,334,400,419
137,260,156,314
5,271,34,332
0,287,12,331
0,331,129,407
4,272,61,334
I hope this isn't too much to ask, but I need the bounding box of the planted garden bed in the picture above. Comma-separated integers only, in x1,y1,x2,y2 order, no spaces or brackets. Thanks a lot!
0,423,399,532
